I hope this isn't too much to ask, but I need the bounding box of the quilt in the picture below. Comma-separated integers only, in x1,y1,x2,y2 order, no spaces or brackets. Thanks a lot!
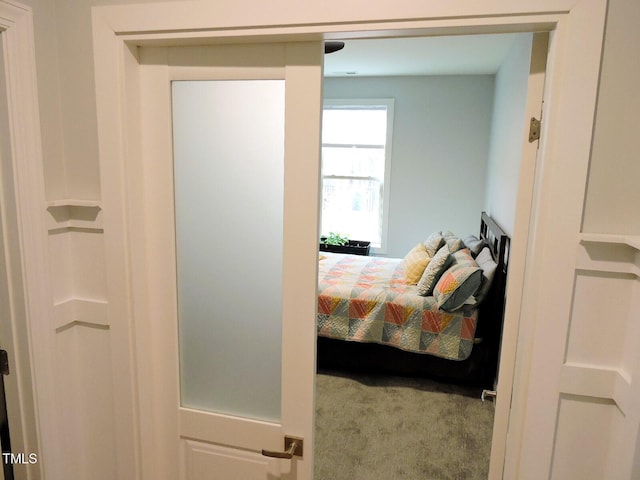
317,252,478,361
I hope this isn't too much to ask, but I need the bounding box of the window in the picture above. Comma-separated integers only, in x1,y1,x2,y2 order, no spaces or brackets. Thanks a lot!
321,99,394,252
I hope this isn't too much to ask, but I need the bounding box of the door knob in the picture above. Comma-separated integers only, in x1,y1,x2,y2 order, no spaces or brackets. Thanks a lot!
261,436,303,459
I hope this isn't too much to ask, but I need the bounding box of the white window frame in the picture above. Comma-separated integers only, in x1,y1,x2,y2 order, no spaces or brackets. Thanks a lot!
321,98,394,254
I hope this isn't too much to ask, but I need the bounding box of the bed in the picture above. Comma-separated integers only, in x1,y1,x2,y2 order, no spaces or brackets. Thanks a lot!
316,212,510,387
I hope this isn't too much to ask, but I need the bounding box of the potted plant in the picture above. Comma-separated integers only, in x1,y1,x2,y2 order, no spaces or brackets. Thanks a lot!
319,232,371,256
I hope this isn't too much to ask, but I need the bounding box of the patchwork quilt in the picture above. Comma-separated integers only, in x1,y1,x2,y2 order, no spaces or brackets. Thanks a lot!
317,253,478,361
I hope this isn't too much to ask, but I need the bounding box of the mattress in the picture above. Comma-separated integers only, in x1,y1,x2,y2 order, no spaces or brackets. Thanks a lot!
317,252,478,361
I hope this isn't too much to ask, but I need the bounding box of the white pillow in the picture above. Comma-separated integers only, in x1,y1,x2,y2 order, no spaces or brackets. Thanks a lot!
474,247,498,303
442,230,463,253
423,231,444,257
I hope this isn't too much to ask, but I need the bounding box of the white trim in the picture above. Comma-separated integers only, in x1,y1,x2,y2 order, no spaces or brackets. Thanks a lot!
321,98,394,253
94,0,576,35
580,233,640,253
488,31,549,479
91,13,143,480
559,364,631,415
46,199,102,208
503,2,607,477
0,0,51,478
53,299,109,332
179,408,281,452
91,2,607,479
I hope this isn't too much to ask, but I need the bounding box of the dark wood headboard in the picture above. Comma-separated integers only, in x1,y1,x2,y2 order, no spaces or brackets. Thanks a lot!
476,212,510,345
479,211,509,277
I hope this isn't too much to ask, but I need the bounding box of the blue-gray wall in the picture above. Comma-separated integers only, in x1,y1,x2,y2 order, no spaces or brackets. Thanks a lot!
324,75,495,258
484,34,533,236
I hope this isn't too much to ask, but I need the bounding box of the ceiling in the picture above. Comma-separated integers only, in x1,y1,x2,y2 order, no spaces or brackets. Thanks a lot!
323,33,524,77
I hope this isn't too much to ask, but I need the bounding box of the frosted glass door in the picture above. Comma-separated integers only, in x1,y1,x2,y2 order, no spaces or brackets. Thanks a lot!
171,80,284,422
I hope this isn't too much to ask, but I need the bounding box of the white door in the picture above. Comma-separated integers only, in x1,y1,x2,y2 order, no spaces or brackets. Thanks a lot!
132,42,323,480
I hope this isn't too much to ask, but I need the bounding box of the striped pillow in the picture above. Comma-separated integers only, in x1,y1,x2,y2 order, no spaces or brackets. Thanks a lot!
417,244,451,296
402,243,431,284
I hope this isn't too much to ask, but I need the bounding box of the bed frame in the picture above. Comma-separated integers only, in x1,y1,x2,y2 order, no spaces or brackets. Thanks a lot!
316,212,510,388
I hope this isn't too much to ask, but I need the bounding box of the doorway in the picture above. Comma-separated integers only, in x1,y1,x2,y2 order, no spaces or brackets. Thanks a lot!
314,32,547,479
92,3,607,479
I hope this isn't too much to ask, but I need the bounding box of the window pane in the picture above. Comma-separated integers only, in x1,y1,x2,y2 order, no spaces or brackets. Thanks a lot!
322,145,385,178
322,108,387,145
321,177,381,245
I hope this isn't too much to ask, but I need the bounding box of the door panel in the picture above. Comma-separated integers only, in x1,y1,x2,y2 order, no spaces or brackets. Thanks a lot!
137,43,322,480
183,439,281,480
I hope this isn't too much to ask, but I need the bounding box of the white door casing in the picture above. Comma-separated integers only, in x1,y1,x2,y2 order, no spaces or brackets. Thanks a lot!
92,2,609,479
487,31,548,478
132,43,322,480
0,1,47,479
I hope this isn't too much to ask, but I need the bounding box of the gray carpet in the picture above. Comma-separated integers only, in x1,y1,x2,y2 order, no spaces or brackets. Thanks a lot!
314,370,494,480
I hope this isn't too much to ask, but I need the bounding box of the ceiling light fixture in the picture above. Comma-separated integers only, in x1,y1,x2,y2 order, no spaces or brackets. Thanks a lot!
324,41,345,54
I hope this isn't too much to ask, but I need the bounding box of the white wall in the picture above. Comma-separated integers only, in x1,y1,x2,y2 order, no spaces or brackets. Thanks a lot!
324,75,495,258
582,0,640,236
484,34,533,235
13,2,119,477
576,0,640,475
15,0,68,200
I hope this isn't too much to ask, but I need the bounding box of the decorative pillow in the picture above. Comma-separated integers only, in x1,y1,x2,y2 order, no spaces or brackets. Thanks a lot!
451,247,475,264
434,250,482,312
463,235,487,258
417,244,452,296
442,230,463,253
474,247,498,303
402,243,432,284
423,231,444,257
447,238,464,253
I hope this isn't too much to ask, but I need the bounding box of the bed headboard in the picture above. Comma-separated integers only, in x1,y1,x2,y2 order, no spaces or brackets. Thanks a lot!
479,211,509,278
476,212,510,348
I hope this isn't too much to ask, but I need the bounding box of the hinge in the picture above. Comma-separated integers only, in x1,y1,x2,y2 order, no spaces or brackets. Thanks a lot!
0,350,8,376
528,117,541,143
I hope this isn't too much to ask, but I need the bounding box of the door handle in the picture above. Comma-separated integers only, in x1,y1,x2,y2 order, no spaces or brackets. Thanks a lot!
261,436,303,459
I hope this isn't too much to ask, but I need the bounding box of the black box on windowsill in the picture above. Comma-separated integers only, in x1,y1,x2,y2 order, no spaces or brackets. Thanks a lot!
319,239,371,256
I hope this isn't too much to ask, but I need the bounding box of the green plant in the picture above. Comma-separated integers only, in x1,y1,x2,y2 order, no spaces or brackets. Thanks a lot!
322,232,349,246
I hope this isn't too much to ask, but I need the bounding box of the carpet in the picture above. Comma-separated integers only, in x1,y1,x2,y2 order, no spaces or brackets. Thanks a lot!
314,369,494,480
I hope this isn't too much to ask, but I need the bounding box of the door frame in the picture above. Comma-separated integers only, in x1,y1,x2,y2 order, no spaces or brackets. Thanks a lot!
92,1,607,479
0,1,48,478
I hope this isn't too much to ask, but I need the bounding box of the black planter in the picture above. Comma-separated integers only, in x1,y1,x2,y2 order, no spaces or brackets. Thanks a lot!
319,239,371,256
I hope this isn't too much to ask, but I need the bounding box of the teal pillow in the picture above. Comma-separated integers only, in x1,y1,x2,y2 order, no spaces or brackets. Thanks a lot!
434,262,482,312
